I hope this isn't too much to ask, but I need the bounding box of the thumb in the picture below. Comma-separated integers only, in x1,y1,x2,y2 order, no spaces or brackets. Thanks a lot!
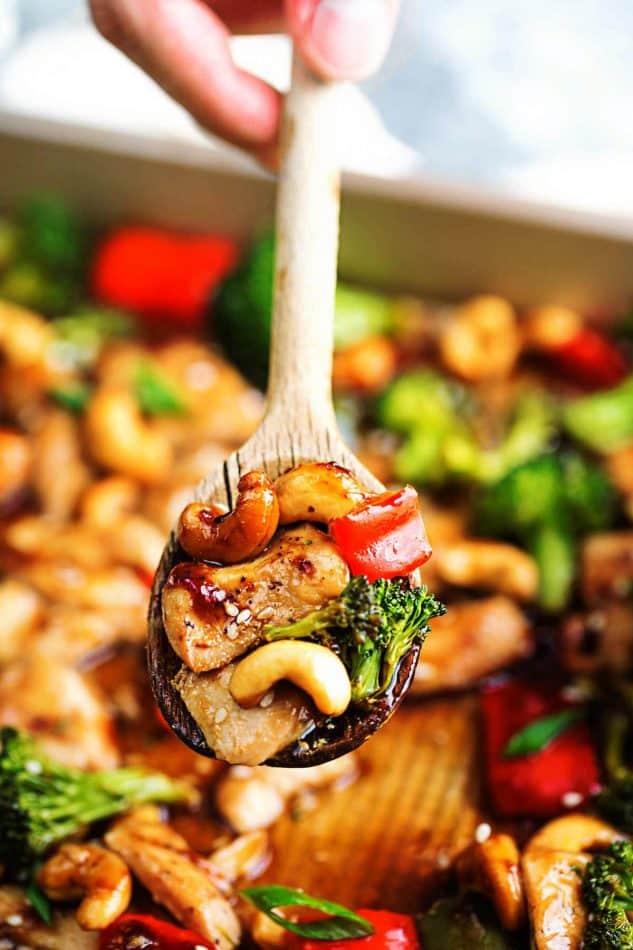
285,0,400,81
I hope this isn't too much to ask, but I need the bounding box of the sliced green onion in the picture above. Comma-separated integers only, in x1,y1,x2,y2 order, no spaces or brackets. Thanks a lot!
241,885,375,941
503,707,586,759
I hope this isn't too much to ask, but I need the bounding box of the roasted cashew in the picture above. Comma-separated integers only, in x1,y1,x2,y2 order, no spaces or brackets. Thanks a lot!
523,305,582,350
439,295,521,381
434,540,538,601
274,462,367,525
230,641,351,716
525,814,621,855
0,300,54,368
84,387,172,484
457,833,525,931
178,471,279,563
0,428,32,505
332,336,397,393
80,476,140,529
38,842,131,931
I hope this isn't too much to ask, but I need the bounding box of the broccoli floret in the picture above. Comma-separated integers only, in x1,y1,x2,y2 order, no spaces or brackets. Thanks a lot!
473,451,617,611
563,375,633,454
212,234,397,389
50,308,135,371
0,195,87,314
0,728,189,874
595,709,633,835
582,840,633,948
478,392,558,483
264,576,445,702
597,778,633,837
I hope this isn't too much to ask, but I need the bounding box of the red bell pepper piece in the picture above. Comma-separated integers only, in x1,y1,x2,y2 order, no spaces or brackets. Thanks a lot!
550,327,628,389
288,909,419,950
92,227,237,330
330,485,432,582
99,913,213,950
482,678,601,818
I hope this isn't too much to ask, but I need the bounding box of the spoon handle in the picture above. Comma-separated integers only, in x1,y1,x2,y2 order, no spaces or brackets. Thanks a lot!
266,53,341,431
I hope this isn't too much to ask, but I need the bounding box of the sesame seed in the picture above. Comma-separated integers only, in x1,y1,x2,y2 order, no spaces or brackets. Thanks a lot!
436,851,451,869
215,708,228,724
562,791,582,808
226,621,239,640
259,691,275,708
258,606,274,621
6,915,23,926
475,822,492,843
230,765,252,779
237,608,251,624
224,602,239,617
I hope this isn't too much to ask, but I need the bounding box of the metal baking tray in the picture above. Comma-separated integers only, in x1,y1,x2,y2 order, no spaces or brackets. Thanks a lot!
1,110,632,911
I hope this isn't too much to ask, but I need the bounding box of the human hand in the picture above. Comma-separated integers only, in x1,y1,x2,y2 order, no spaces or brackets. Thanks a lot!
89,0,400,161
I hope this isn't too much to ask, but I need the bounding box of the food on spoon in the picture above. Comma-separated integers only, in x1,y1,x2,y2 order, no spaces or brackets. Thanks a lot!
161,462,443,765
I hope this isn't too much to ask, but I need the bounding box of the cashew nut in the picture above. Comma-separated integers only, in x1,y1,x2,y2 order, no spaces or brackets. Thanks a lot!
209,830,270,883
275,462,367,525
80,476,140,529
523,305,582,350
525,814,621,855
178,471,279,563
434,540,538,601
84,387,172,484
0,300,54,368
37,842,132,931
0,428,32,506
439,295,521,381
333,336,397,393
457,833,525,931
229,641,351,716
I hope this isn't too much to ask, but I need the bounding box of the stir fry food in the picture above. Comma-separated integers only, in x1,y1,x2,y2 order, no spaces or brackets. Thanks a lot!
1,194,633,948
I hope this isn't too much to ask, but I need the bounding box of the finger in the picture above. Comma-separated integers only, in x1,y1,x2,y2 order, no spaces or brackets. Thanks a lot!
286,0,400,81
90,0,282,150
207,0,283,32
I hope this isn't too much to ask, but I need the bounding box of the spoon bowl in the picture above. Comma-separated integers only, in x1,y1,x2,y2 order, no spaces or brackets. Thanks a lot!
148,57,421,767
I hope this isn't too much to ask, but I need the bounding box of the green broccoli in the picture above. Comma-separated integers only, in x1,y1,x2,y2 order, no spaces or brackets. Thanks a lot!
378,373,556,488
0,728,190,874
581,840,633,948
50,307,135,370
212,233,397,389
563,374,633,454
0,195,87,314
264,576,445,702
473,451,617,611
594,703,633,835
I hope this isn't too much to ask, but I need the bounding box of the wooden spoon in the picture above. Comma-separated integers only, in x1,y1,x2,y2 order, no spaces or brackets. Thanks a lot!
148,55,419,767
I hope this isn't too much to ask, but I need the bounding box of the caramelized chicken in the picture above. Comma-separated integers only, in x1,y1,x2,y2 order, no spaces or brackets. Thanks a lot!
411,596,532,694
162,524,349,673
105,806,240,949
174,662,314,765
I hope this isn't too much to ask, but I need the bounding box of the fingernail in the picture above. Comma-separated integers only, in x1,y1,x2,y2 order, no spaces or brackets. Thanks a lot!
304,0,394,79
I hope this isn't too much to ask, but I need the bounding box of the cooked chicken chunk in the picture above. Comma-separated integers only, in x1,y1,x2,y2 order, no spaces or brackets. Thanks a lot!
163,524,349,673
105,806,240,950
174,662,314,765
411,596,532,694
581,531,633,604
0,654,118,769
215,755,358,832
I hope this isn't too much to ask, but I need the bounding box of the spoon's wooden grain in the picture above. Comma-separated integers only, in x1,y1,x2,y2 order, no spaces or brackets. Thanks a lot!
148,56,419,766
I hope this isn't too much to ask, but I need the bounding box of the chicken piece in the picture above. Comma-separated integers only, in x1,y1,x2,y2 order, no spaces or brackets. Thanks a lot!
215,755,358,832
17,562,148,618
0,885,96,949
32,410,91,520
174,663,314,766
411,596,532,694
36,606,146,667
581,531,633,604
522,849,589,950
0,428,32,509
0,578,42,664
0,654,118,769
105,806,241,950
162,524,349,673
560,602,633,674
